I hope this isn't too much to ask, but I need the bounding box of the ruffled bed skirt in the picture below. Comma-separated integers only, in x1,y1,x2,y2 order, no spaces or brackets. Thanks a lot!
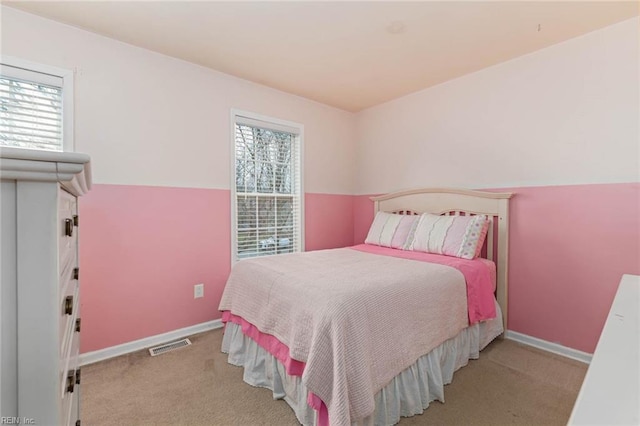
221,304,503,426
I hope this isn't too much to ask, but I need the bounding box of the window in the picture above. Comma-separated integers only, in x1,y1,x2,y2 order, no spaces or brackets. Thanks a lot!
231,110,304,262
0,57,73,151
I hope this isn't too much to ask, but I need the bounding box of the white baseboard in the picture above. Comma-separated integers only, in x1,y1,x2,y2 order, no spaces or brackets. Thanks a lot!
80,319,223,366
505,330,592,364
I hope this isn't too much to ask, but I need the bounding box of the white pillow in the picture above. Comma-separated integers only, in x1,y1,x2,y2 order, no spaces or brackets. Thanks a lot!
365,212,419,249
408,213,490,259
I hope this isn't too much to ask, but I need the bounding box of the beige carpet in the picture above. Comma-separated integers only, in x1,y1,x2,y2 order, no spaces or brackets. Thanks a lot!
82,329,587,425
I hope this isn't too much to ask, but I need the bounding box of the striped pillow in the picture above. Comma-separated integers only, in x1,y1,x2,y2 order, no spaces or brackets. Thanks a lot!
365,212,419,249
408,213,490,259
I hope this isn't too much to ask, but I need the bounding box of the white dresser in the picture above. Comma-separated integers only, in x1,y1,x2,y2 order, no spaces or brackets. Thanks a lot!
0,147,91,426
569,274,640,425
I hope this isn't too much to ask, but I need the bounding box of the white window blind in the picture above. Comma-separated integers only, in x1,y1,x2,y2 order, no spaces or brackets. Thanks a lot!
232,112,303,262
0,64,64,151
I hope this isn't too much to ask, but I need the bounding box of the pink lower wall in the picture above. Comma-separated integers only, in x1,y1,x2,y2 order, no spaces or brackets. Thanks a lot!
79,184,355,353
354,183,640,353
81,182,639,355
305,193,355,251
505,183,639,353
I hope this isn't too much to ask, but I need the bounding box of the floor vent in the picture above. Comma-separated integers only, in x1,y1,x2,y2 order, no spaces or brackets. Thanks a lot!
149,338,192,356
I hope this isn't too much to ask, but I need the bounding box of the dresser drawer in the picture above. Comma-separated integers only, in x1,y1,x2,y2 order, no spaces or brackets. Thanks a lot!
58,221,77,270
58,189,77,271
68,384,80,426
59,284,79,359
60,324,80,426
60,369,80,426
60,248,77,302
60,314,80,399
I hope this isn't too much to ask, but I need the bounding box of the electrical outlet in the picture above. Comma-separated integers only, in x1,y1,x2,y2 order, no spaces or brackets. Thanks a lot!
194,283,204,299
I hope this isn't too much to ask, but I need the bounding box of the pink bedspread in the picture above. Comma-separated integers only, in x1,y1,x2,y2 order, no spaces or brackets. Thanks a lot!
350,244,496,324
220,245,495,424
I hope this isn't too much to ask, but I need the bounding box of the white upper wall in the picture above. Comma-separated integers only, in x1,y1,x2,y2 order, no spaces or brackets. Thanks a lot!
0,6,356,194
3,9,637,196
355,18,639,194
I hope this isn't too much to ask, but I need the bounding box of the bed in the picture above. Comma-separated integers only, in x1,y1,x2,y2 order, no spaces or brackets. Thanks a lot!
219,188,513,425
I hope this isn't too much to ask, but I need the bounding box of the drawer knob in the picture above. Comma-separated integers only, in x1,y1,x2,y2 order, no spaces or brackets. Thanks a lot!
64,218,74,237
64,295,73,315
76,368,81,385
75,318,81,332
73,215,79,227
66,370,75,393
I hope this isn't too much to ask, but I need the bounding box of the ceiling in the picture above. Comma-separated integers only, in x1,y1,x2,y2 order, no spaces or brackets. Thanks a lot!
4,1,638,112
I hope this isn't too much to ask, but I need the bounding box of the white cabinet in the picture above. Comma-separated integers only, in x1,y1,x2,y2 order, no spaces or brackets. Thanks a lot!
568,274,640,425
0,147,91,426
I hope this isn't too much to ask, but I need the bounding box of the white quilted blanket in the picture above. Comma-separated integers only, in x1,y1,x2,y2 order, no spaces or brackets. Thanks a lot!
218,248,468,425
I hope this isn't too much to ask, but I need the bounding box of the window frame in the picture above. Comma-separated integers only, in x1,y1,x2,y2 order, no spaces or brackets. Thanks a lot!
230,108,305,265
0,55,74,152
